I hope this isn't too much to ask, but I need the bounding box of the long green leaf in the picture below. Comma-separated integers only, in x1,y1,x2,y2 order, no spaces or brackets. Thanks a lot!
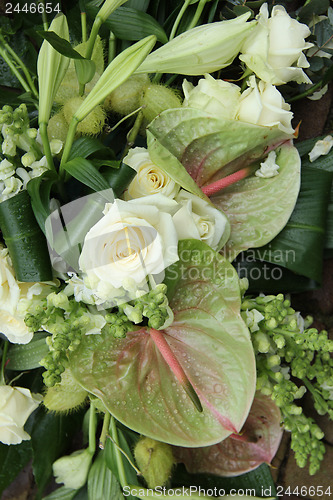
0,191,53,281
62,157,110,191
68,137,114,162
42,486,77,500
27,171,57,234
87,450,124,500
86,5,168,43
251,165,333,282
7,333,49,370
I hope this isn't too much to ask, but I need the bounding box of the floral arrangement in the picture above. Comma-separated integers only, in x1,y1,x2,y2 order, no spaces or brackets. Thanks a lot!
0,0,333,498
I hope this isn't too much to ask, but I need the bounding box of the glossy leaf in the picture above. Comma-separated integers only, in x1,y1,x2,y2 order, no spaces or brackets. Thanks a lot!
43,487,78,500
68,137,114,162
147,108,290,187
87,450,123,500
27,170,57,234
62,157,110,192
0,190,53,281
7,333,49,370
250,165,333,282
70,240,256,447
174,393,283,477
86,5,168,43
212,143,301,260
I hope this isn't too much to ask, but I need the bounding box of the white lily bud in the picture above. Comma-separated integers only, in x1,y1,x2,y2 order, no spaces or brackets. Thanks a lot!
136,13,255,75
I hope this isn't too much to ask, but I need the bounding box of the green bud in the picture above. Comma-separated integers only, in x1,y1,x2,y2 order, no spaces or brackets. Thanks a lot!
104,74,149,115
140,83,182,125
134,437,175,489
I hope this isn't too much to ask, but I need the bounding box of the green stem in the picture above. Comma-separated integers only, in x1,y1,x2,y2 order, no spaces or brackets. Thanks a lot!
59,118,79,177
81,12,87,43
108,32,116,65
0,46,31,94
288,80,324,103
79,17,103,95
39,0,48,30
110,106,143,132
121,111,144,161
110,416,127,489
169,0,192,40
39,122,56,172
99,411,111,449
186,0,208,30
88,401,97,455
0,36,38,98
303,378,328,411
0,341,9,385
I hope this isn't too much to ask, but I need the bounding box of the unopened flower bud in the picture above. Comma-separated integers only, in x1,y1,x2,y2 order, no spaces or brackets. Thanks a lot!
134,437,175,489
63,97,106,136
140,84,182,125
104,74,150,115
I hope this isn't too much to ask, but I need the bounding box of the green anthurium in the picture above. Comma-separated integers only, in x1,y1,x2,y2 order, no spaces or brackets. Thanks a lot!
69,239,256,447
212,143,301,260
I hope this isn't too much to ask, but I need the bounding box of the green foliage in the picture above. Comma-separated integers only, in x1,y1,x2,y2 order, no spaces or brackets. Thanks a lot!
242,293,333,475
0,440,32,496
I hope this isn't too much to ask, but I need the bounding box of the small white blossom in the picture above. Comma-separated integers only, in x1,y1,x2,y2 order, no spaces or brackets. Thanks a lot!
0,159,15,180
255,151,280,178
244,308,265,332
0,177,23,202
309,135,333,162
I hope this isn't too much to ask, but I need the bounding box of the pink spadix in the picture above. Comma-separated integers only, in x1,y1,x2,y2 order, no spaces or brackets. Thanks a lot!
201,166,253,197
149,328,203,413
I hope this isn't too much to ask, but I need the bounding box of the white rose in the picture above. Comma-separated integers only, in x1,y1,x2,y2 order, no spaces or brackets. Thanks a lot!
78,194,179,304
237,76,294,135
124,147,180,200
173,190,228,250
0,245,53,344
182,74,241,119
53,448,93,489
0,386,42,445
240,3,313,85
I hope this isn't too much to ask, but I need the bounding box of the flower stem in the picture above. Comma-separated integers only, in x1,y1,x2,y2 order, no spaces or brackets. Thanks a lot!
88,400,97,455
0,36,38,98
108,32,116,64
80,17,103,95
288,80,324,103
39,0,49,30
81,11,87,43
121,111,144,160
187,0,208,30
169,0,192,40
59,118,79,177
110,416,127,489
99,411,111,449
0,45,31,95
0,341,9,385
39,122,56,172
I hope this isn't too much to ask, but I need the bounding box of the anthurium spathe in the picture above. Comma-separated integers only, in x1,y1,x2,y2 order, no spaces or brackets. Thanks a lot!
147,108,300,259
174,393,283,477
69,240,256,447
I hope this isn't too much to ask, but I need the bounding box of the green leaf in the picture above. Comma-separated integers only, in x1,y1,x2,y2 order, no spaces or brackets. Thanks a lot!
69,240,256,447
0,190,53,281
250,165,333,282
298,0,330,23
100,163,136,197
62,157,110,191
7,332,49,370
30,409,83,498
27,171,57,234
211,144,301,260
87,450,124,500
0,441,32,496
172,462,276,498
86,5,168,43
68,136,114,161
43,487,78,500
38,30,96,86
